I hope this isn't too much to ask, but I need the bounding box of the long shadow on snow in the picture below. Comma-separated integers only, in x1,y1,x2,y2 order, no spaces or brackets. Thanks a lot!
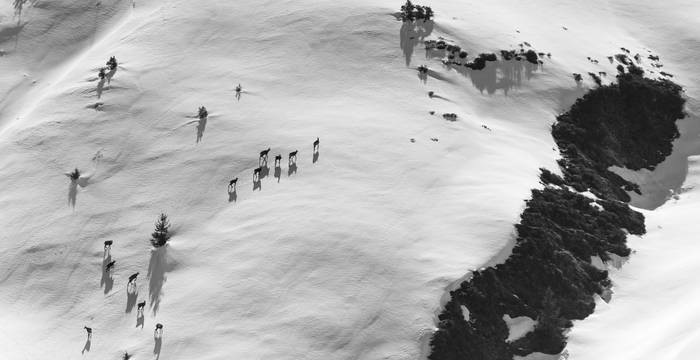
148,246,172,315
400,19,433,66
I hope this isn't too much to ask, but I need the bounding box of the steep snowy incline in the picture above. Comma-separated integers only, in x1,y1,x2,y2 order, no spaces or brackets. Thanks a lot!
0,1,564,359
2,0,695,359
0,0,131,131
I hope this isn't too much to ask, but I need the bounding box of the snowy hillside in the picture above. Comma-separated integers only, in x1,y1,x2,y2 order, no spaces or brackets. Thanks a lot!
0,0,698,359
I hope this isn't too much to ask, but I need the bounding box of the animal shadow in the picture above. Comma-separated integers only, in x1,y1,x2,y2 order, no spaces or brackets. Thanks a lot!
153,335,162,359
125,285,138,313
288,163,297,177
82,339,91,354
101,254,114,294
259,165,269,180
96,78,105,99
228,188,237,202
136,312,145,328
274,165,281,182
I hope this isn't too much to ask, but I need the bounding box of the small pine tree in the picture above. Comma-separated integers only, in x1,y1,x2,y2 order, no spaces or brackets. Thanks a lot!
400,0,415,21
150,213,171,247
414,5,425,20
69,168,81,181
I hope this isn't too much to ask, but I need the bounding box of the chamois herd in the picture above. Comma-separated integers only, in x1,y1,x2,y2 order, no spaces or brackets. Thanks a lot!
228,137,319,195
76,54,322,357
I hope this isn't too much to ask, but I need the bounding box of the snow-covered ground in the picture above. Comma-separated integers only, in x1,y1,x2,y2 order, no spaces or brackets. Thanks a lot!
0,0,697,359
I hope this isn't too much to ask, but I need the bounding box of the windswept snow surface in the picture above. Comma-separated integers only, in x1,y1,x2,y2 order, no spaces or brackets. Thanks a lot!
0,0,697,359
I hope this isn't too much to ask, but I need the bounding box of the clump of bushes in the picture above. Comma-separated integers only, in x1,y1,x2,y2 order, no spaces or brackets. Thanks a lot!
465,53,497,70
68,168,81,181
399,1,434,22
442,113,457,121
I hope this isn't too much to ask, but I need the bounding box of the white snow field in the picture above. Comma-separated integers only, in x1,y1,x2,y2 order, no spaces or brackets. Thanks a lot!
0,0,697,359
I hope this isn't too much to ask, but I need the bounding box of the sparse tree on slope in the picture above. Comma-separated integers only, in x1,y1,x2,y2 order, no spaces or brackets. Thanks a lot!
150,213,171,247
400,0,415,21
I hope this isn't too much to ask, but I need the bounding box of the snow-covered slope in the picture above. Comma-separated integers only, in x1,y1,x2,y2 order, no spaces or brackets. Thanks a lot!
0,0,697,359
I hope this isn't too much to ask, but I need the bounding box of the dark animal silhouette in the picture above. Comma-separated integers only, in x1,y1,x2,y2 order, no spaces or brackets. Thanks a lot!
84,326,92,339
137,301,146,311
228,177,238,189
104,240,113,250
313,137,320,152
128,272,139,284
253,167,261,181
106,56,117,70
274,154,282,167
106,260,116,272
154,323,163,336
259,148,271,166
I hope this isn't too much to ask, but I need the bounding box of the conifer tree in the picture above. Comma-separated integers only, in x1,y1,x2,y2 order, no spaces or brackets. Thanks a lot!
150,213,171,247
400,0,415,21
69,168,81,181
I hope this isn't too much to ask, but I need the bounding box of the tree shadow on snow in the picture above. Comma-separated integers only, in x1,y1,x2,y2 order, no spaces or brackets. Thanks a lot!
196,116,207,143
399,19,434,66
0,21,26,49
148,247,172,315
68,182,78,208
427,53,539,95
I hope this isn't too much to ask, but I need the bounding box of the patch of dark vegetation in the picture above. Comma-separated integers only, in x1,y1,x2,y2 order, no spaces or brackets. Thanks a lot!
428,66,685,360
553,68,684,201
442,113,457,121
587,72,602,86
399,0,434,22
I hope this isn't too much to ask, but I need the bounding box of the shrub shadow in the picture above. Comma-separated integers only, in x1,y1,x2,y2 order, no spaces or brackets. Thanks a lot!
196,116,207,143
